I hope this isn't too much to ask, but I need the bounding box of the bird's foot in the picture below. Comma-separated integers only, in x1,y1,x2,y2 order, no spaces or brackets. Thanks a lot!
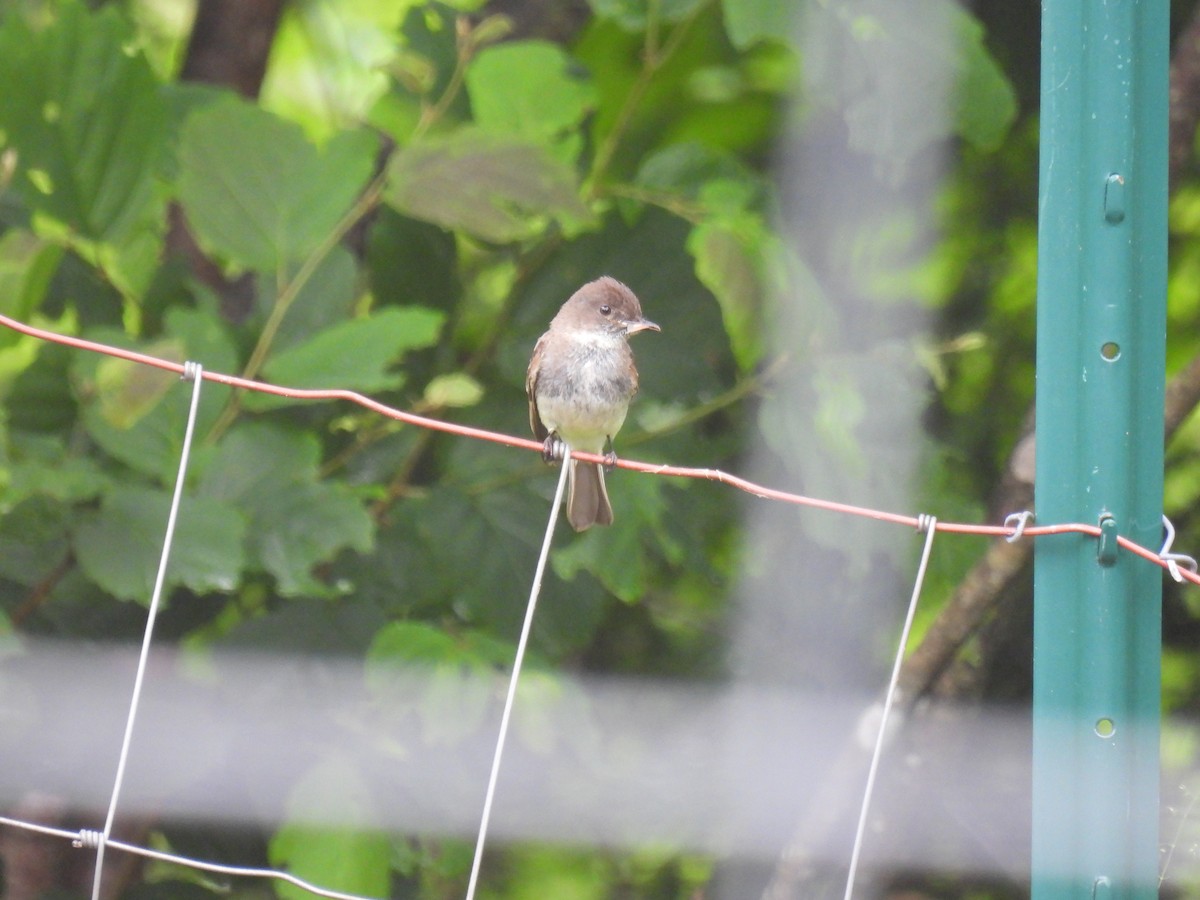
542,435,568,464
602,444,618,472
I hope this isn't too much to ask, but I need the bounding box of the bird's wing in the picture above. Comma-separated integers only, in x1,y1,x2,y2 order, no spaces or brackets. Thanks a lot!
526,332,550,441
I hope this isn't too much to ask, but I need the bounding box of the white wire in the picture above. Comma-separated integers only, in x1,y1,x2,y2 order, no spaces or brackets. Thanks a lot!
0,816,377,900
843,517,938,900
0,815,77,842
91,364,205,900
464,452,571,900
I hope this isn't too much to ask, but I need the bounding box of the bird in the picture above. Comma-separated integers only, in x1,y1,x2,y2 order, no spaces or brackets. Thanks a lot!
526,276,660,531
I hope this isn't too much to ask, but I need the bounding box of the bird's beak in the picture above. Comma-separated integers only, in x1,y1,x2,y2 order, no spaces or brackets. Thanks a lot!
625,318,661,336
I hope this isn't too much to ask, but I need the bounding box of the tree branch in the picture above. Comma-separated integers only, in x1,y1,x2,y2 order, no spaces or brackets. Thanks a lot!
764,9,1200,896
179,0,287,98
166,0,288,323
894,2,1200,710
1171,7,1200,186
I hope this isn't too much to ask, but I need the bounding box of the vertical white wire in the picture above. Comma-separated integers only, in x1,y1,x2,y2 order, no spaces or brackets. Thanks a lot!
464,453,571,900
91,363,204,900
843,517,938,900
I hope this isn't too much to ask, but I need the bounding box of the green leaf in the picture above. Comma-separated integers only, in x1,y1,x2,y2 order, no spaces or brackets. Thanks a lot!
253,245,358,353
219,596,386,655
93,339,184,430
953,10,1018,151
384,131,593,243
586,0,707,31
365,211,462,311
270,757,390,900
177,97,378,270
686,214,766,372
635,143,761,204
5,341,77,434
75,308,237,482
423,372,484,408
757,345,929,574
249,306,444,407
257,1,409,144
804,0,1016,181
466,41,596,158
256,482,376,596
0,496,72,586
197,422,374,595
77,362,195,480
366,621,511,744
3,434,108,512
721,0,793,50
359,468,609,656
551,475,680,602
0,231,63,344
198,422,320,506
390,3,460,109
0,3,168,245
633,143,765,226
369,621,467,668
72,486,246,603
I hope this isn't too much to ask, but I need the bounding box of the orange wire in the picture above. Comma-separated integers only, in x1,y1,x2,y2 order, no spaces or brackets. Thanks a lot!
1,311,1194,585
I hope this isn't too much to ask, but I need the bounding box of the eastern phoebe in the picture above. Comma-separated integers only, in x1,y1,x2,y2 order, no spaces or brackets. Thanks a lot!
526,276,660,531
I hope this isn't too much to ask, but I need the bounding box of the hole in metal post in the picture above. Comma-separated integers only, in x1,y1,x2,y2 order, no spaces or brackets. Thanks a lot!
1095,717,1115,738
1100,342,1120,361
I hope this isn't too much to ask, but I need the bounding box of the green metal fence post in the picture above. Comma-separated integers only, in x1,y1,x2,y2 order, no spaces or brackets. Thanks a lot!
1033,1,1168,897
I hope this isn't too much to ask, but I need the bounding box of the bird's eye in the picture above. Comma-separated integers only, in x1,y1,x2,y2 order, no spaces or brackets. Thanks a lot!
599,304,612,316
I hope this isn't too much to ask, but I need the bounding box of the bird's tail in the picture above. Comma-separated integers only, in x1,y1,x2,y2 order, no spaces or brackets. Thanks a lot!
567,459,613,531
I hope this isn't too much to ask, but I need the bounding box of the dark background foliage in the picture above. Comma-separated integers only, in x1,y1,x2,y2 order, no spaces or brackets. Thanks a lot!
1,1,1200,897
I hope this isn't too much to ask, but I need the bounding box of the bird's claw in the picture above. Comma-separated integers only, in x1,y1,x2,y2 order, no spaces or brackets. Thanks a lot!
603,449,618,472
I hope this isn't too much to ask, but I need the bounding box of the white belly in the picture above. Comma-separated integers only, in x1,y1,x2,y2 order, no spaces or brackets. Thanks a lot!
536,391,628,454
535,335,634,453
533,327,637,453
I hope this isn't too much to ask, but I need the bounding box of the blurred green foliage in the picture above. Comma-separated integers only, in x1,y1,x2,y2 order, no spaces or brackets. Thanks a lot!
2,0,1197,897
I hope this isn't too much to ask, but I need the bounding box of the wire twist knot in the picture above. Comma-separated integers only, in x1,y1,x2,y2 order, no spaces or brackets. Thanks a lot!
1004,510,1034,543
74,829,102,849
1160,515,1198,584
